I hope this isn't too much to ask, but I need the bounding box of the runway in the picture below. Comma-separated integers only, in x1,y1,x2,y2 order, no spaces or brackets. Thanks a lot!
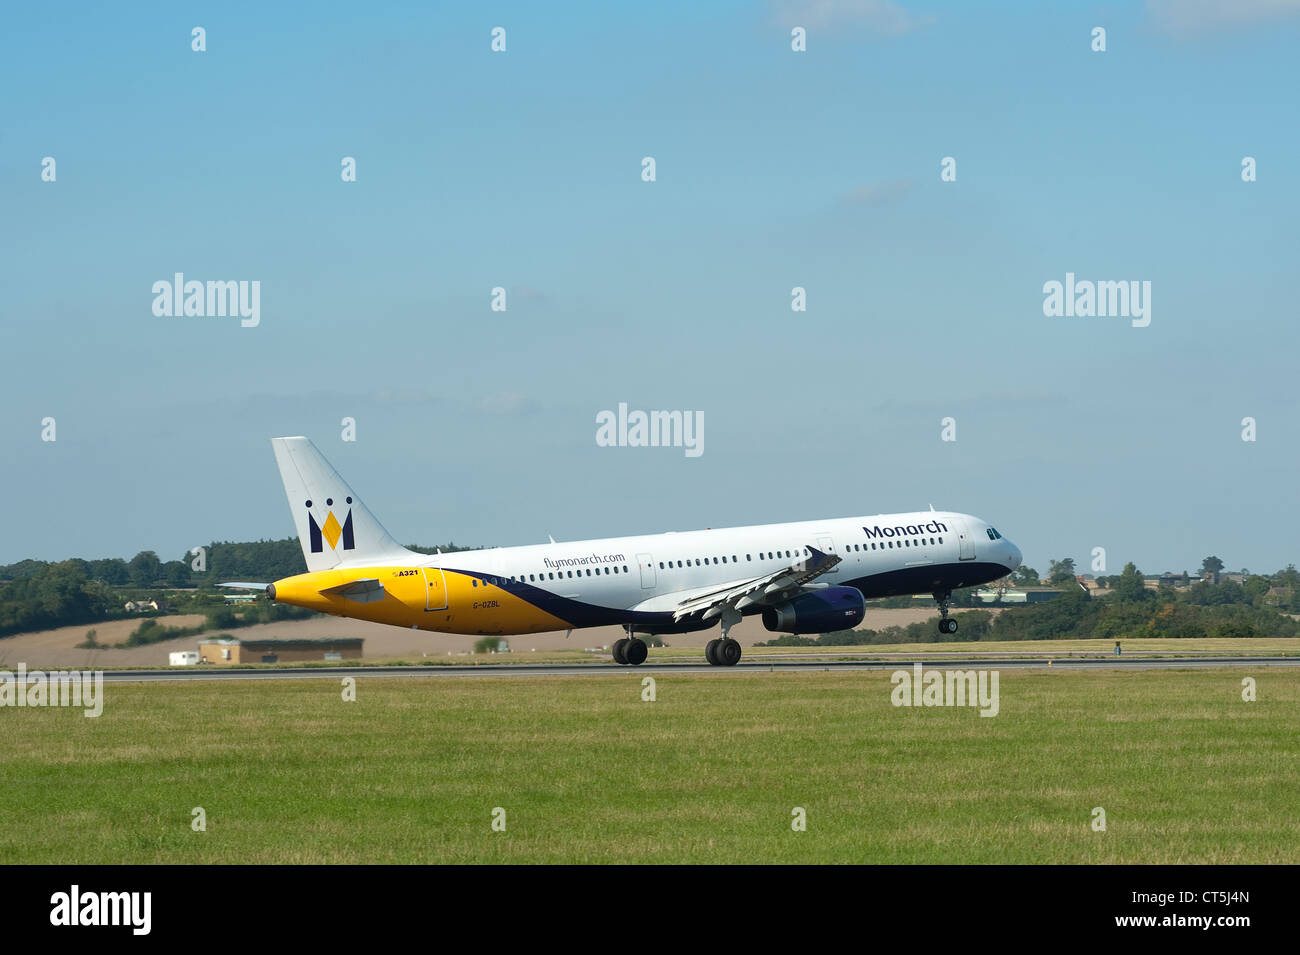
94,656,1300,683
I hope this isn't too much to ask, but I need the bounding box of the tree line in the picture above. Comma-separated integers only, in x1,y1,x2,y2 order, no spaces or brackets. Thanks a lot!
0,538,479,638
4,542,1297,643
761,558,1300,646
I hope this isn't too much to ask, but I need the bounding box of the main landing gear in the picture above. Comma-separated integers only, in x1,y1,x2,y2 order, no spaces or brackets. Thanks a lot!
613,633,742,665
705,606,743,666
933,589,958,635
705,637,742,666
612,636,648,666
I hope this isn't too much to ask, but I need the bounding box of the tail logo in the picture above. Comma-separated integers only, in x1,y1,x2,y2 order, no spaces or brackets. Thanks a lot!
306,497,355,553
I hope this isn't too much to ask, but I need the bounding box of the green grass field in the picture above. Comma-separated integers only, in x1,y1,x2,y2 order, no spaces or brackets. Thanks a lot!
4,667,1298,863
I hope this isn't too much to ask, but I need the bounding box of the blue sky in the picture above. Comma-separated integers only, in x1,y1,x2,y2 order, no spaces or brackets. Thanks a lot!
2,0,1298,577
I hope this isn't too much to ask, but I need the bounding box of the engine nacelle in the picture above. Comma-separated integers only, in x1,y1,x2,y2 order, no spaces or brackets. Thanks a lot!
761,586,866,634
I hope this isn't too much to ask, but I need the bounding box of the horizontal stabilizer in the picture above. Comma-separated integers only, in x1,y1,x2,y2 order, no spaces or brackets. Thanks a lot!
318,578,386,604
219,582,270,590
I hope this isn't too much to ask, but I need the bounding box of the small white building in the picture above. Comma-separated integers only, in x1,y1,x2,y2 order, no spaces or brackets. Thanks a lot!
169,651,199,666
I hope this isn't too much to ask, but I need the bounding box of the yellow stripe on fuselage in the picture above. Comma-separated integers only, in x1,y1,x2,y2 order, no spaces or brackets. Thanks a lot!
270,566,573,635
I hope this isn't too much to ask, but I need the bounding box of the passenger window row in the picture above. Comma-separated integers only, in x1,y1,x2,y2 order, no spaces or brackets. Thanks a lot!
469,533,949,588
658,548,809,571
851,537,942,551
472,565,632,587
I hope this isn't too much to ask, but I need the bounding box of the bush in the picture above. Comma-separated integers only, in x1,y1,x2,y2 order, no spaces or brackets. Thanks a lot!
124,617,204,647
753,634,817,647
204,607,237,630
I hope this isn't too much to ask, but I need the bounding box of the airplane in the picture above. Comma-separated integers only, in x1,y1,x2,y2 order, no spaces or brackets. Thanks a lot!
229,436,1022,666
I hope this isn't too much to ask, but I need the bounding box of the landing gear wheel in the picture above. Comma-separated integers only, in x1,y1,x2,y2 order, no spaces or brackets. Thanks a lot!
624,637,648,666
717,638,742,667
705,638,721,666
932,588,956,636
612,638,629,665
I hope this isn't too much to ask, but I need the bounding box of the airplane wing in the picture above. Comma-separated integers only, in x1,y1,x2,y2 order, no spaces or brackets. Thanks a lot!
670,545,842,630
218,582,270,590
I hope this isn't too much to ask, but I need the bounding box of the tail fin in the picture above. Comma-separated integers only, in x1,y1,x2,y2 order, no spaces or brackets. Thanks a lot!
271,436,415,572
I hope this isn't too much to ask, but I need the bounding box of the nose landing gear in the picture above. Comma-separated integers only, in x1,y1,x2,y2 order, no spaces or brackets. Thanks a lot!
933,589,959,635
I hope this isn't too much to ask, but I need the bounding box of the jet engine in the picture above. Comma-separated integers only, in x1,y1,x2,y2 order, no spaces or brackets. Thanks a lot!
761,586,866,633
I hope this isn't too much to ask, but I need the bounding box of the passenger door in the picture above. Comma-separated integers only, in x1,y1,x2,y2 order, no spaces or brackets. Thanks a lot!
637,553,656,589
955,519,976,561
422,567,449,610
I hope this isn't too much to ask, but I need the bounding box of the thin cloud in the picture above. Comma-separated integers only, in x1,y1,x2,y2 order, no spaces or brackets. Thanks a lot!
1147,0,1300,36
841,179,915,206
511,284,551,305
476,392,538,416
769,0,935,35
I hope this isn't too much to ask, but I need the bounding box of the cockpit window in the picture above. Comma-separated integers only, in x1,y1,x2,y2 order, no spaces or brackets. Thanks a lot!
988,527,1002,540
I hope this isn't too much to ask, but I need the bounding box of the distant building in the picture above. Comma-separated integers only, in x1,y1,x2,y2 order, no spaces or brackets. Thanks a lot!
124,598,166,612
198,637,364,664
1264,586,1292,607
169,651,199,666
973,586,1064,605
